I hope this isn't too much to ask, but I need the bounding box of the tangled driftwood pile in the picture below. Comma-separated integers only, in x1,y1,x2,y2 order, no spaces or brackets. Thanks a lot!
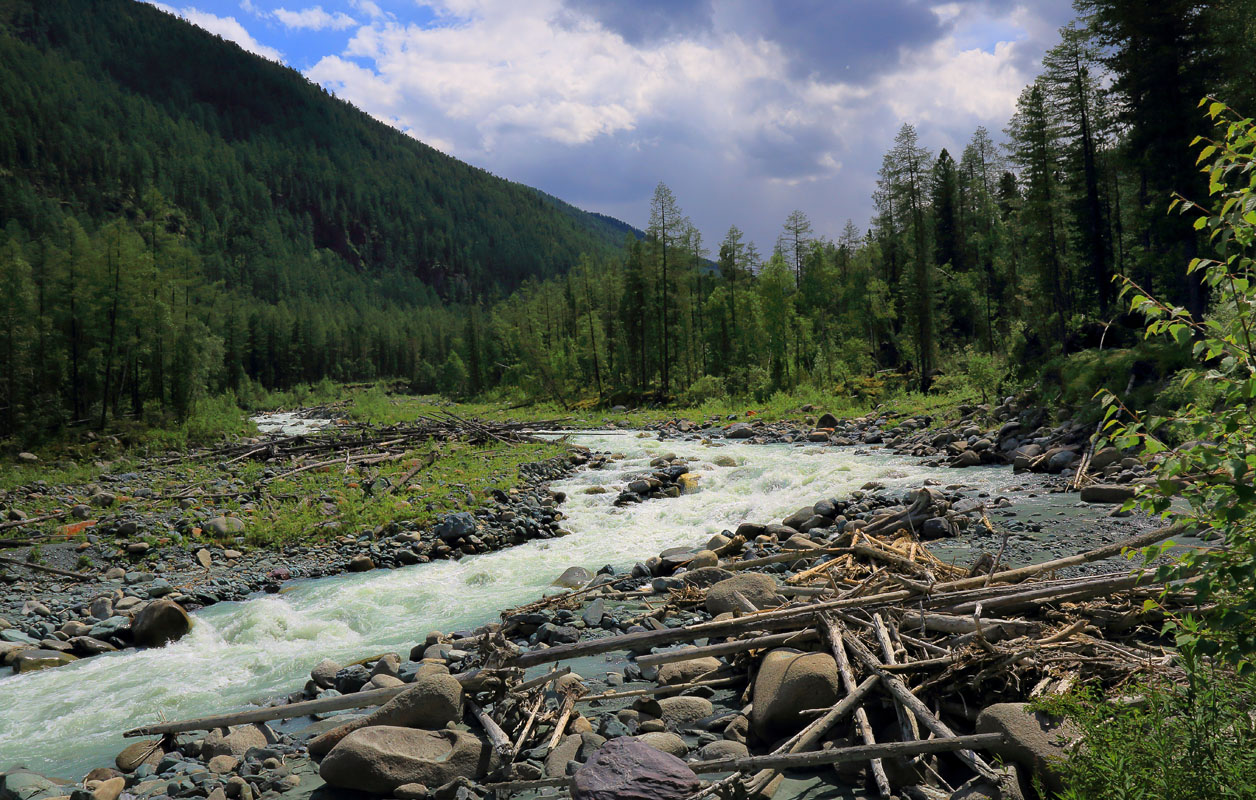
117,485,1194,800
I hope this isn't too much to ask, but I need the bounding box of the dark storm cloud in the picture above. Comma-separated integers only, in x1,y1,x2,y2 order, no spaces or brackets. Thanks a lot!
559,0,714,43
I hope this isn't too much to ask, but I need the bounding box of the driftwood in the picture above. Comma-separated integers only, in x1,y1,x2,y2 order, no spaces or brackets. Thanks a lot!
122,669,491,737
0,511,72,532
0,556,93,581
510,525,1183,671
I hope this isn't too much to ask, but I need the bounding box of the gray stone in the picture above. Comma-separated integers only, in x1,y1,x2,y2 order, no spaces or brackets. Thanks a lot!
0,770,61,800
201,724,277,759
975,702,1078,793
319,727,496,794
656,655,722,686
308,671,464,757
433,512,477,541
634,731,688,757
204,517,245,536
310,658,340,689
705,574,783,615
656,696,713,729
552,566,593,589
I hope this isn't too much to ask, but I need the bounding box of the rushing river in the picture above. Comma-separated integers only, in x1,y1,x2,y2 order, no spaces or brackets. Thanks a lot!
0,432,1109,778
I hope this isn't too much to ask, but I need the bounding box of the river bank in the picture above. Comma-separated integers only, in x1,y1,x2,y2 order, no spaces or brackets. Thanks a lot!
0,427,1181,800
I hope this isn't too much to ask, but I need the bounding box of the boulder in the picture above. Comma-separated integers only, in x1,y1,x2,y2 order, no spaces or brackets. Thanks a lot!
705,574,783,615
698,740,749,760
90,777,125,800
656,655,723,686
12,649,78,673
552,566,594,589
687,550,718,568
817,412,840,428
975,703,1078,792
115,741,164,773
1079,484,1137,504
1045,448,1078,473
131,599,191,648
656,696,713,729
751,648,840,740
571,738,699,800
348,555,375,572
680,566,734,589
201,723,278,759
434,512,477,541
310,658,341,689
204,516,244,536
1088,447,1123,471
319,727,496,794
308,671,464,757
634,731,688,757
544,734,584,777
0,770,61,800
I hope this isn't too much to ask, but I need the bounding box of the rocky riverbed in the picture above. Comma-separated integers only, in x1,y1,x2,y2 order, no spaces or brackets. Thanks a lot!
0,407,1169,800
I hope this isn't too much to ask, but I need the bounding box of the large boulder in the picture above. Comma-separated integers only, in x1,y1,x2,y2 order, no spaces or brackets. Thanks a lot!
0,769,63,800
11,649,77,673
705,574,783,615
319,727,496,794
976,703,1078,792
201,724,278,759
571,738,699,800
433,512,478,542
308,671,464,757
751,648,840,740
131,599,192,648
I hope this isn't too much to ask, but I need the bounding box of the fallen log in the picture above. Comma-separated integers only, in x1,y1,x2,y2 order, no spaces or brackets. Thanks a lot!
123,669,488,737
511,526,1183,670
829,621,892,798
0,556,93,581
0,511,71,531
688,732,1006,773
467,699,513,759
482,734,1007,794
578,675,743,703
835,621,997,780
634,629,819,668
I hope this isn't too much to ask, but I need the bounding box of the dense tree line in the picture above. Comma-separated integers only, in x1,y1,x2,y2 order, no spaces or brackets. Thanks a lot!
0,0,634,438
451,0,1256,406
4,0,1256,439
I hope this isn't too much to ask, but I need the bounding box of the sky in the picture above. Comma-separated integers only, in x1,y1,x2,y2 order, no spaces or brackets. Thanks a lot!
144,0,1077,254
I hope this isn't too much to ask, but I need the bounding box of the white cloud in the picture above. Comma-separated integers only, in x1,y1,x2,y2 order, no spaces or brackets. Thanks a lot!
348,0,387,19
146,2,282,61
302,0,1063,245
274,5,358,31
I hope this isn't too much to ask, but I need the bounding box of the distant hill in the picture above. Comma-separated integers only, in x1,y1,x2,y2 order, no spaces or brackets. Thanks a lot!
0,0,642,437
0,0,639,302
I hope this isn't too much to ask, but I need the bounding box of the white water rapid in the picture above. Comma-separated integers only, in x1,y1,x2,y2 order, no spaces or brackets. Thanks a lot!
0,432,1070,778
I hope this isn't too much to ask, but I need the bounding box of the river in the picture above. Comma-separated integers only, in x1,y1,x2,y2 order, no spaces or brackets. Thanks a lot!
0,431,1113,778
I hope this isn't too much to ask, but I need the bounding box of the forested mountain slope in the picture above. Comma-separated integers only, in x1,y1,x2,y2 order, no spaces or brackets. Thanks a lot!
0,0,637,436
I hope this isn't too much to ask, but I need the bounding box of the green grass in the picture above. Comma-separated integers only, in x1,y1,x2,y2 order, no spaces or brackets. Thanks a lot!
340,382,986,431
212,440,566,547
2,437,566,550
